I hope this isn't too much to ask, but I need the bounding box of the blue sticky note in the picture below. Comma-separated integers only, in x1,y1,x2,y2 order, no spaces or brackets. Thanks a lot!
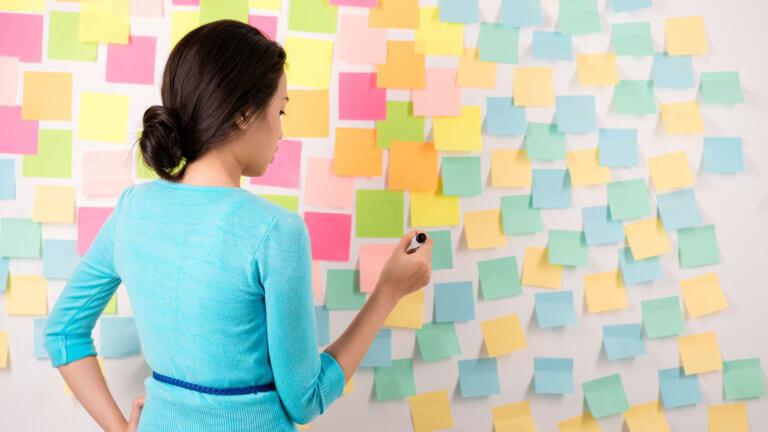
532,31,572,60
603,324,646,360
618,247,664,285
361,328,392,367
439,0,479,23
42,239,82,280
486,97,526,135
534,357,574,394
100,317,141,358
582,205,624,245
556,95,597,133
703,137,744,173
0,257,8,292
434,281,475,322
502,0,543,27
458,358,501,398
612,0,651,12
0,159,15,200
34,317,48,359
653,52,695,89
532,169,572,209
659,367,702,408
315,305,329,346
535,291,578,328
598,128,638,167
657,189,702,230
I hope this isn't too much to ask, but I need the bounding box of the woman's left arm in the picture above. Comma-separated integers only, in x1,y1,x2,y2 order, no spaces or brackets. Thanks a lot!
58,355,128,432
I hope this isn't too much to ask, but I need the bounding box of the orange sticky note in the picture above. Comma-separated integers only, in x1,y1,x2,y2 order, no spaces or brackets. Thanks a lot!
648,150,695,191
624,217,671,260
481,313,526,357
333,127,382,176
82,150,133,198
659,101,705,134
388,141,438,191
369,0,419,29
577,53,620,86
583,270,627,313
521,246,562,289
567,148,611,186
680,272,727,318
624,400,671,432
457,47,497,89
491,149,531,188
359,243,397,293
557,412,601,432
464,209,506,249
384,289,425,329
708,403,749,432
283,89,329,138
433,106,482,151
666,16,707,56
410,179,460,227
304,157,355,209
22,71,72,121
513,67,554,106
5,275,47,315
376,41,425,89
491,401,536,432
414,6,462,56
678,331,723,374
32,185,76,223
408,389,454,432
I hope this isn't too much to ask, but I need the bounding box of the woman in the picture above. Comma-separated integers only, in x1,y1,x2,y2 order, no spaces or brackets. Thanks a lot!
43,20,432,432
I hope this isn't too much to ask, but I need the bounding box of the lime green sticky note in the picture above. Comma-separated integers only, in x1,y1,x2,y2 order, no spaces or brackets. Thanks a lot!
288,0,338,34
678,224,720,267
199,0,249,25
615,80,657,114
22,129,72,178
558,0,601,35
415,322,462,362
103,291,117,314
426,229,453,270
547,229,588,266
478,256,521,300
501,194,542,234
356,190,404,238
723,358,765,400
48,11,98,62
641,296,686,338
374,358,417,400
700,71,744,104
612,22,653,56
376,101,424,149
582,373,630,418
325,269,366,310
441,156,482,196
607,179,650,220
525,122,566,160
0,218,42,258
257,194,299,212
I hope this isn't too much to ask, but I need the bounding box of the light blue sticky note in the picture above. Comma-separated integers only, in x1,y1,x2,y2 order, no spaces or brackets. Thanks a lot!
582,205,624,245
703,137,744,173
656,189,702,230
439,0,479,23
315,306,329,346
526,122,566,160
618,247,664,285
478,23,519,64
42,239,82,280
458,358,501,398
361,328,392,367
612,22,653,56
532,31,572,60
434,281,475,323
556,95,597,133
598,128,638,167
100,317,141,357
535,291,578,328
532,169,572,209
0,257,9,292
0,159,15,200
487,97,526,135
602,323,646,360
659,367,702,408
34,317,48,359
534,357,574,394
653,52,695,89
612,0,651,12
502,0,543,27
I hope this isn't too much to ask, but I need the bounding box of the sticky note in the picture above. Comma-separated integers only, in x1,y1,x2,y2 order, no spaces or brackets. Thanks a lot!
701,71,744,104
0,258,8,292
288,0,337,34
361,329,392,367
603,323,646,359
556,95,597,133
258,194,299,212
384,290,425,329
503,0,542,27
0,159,13,199
678,331,722,374
0,217,41,258
567,148,611,186
480,313,526,357
607,179,650,220
32,185,75,223
478,23,519,63
34,317,49,358
513,67,554,106
0,0,44,12
100,317,140,357
414,6,463,56
413,68,461,116
442,156,482,196
582,373,630,418
625,217,672,260
612,22,653,56
409,390,454,432
703,137,744,173
369,0,419,29
487,97,526,135
415,322,461,361
478,256,521,299
680,272,727,318
47,11,98,62
22,71,72,121
464,209,506,249
434,106,482,151
534,357,574,394
532,30,572,60
577,53,619,86
535,291,578,328
660,101,705,134
521,246,563,289
358,243,396,294
356,189,404,238
584,270,627,313
105,35,156,86
325,269,366,310
0,12,43,62
582,205,623,245
678,224,720,267
659,367,702,407
559,0,601,35
388,141,439,191
657,189,702,230
304,157,354,209
612,0,651,12
330,0,375,6
249,15,277,41
708,403,749,432
80,0,130,44
615,80,657,114
284,36,335,89
598,128,638,167
642,296,685,338
0,56,18,105
304,211,351,261
78,92,129,144
548,230,587,267
199,0,248,25
492,401,536,432
532,169,571,208
0,330,8,367
623,401,671,432
434,281,475,322
439,0,479,23
82,150,133,198
457,47,497,89
525,122,565,160
653,52,695,88
410,180,460,227
283,90,329,138
376,101,424,149
458,358,501,398
558,412,600,432
0,106,38,155
648,151,695,191
665,16,707,56
333,127,382,176
500,194,542,234
723,358,765,400
77,206,113,255
252,139,302,188
171,10,200,48
428,230,453,270
619,246,664,284
491,149,531,187
5,275,47,315
374,358,416,400
377,40,425,89
339,72,386,121
315,306,329,345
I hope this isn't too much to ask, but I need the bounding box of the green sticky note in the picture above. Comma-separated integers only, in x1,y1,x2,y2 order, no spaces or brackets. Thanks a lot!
501,194,542,234
478,256,521,300
415,322,462,362
641,296,686,338
427,230,453,270
525,122,566,160
22,129,72,178
103,291,118,314
607,179,650,220
700,71,744,104
478,23,519,64
48,11,98,62
678,224,720,267
199,0,249,25
356,190,404,238
374,358,417,400
548,230,588,266
723,358,765,400
288,0,338,34
376,101,424,149
582,373,630,418
441,156,482,196
325,269,366,310
612,22,653,56
0,218,42,258
558,0,601,35
257,194,299,212
615,80,657,114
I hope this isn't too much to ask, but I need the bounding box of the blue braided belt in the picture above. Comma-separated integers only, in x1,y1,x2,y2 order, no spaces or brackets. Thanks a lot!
152,371,276,395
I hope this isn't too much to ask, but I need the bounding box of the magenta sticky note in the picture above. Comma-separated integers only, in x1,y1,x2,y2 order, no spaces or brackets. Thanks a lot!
77,206,114,255
358,243,397,293
339,72,386,121
106,35,157,85
413,68,461,116
249,15,278,41
304,157,355,209
329,0,377,6
0,106,38,154
250,139,301,188
303,211,352,262
0,13,43,63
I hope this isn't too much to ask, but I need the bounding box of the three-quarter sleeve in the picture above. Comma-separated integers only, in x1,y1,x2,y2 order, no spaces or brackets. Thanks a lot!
254,211,346,426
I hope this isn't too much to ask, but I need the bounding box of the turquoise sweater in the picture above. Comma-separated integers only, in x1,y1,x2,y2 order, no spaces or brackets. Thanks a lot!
43,178,346,431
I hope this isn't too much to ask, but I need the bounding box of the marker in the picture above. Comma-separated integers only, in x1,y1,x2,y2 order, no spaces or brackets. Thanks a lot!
406,232,427,253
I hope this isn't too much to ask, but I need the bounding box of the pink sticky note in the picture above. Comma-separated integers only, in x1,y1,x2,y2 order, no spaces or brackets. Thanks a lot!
82,150,133,198
0,13,43,63
330,0,377,5
312,260,325,304
250,139,301,188
131,0,164,17
338,14,386,64
412,68,461,116
303,211,352,262
358,243,397,293
106,35,157,85
0,106,38,154
77,206,114,254
0,56,19,106
172,0,199,4
249,15,278,41
339,72,386,121
304,157,355,209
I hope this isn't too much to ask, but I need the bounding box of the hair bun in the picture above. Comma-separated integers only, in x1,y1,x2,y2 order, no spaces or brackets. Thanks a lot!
139,105,185,181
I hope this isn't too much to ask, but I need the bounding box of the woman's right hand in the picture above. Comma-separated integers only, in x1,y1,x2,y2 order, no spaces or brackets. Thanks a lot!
374,230,433,302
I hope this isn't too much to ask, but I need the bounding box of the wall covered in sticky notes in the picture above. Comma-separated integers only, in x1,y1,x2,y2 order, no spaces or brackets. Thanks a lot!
0,0,766,430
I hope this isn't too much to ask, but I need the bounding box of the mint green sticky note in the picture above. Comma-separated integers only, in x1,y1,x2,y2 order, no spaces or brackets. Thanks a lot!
415,322,462,362
199,0,249,25
288,0,338,34
478,22,519,64
615,80,657,114
558,0,601,35
48,11,98,62
257,194,299,212
441,156,482,196
501,194,542,234
525,122,566,160
677,224,719,267
374,358,417,400
548,229,588,266
22,129,72,178
607,179,650,220
612,22,653,56
376,101,424,149
325,269,366,310
723,358,765,400
478,256,521,299
582,373,630,418
0,218,42,258
356,190,404,238
427,230,453,270
700,71,744,104
641,296,686,338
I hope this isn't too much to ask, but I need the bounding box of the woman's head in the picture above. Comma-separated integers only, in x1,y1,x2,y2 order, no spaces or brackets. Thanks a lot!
136,19,288,181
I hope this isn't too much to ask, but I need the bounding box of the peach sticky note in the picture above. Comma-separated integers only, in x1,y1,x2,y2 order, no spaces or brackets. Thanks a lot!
481,313,526,357
665,16,707,56
339,72,386,121
312,260,324,304
80,0,130,44
414,6,462,56
77,206,115,254
409,389,454,432
577,53,620,86
106,35,157,85
680,272,727,318
624,400,671,432
5,275,47,315
708,403,749,432
434,106,482,151
333,127,382,177
659,101,705,134
491,401,536,432
77,92,129,144
359,243,397,293
32,185,76,223
304,156,355,209
0,56,19,105
251,139,302,188
624,217,671,260
338,14,386,64
22,71,72,121
678,331,723,374
464,209,506,249
388,141,439,191
521,246,562,289
303,211,352,262
131,0,164,18
648,150,695,192
283,89,329,138
369,0,419,29
0,330,8,368
410,179,460,227
567,148,611,186
384,289,425,329
377,41,425,89
513,67,554,106
412,68,461,117
0,12,43,62
82,150,133,198
284,36,335,89
457,47,497,89
491,149,531,188
583,270,627,313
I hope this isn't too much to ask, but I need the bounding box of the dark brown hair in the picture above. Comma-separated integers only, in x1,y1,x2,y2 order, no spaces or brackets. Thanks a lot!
133,19,287,181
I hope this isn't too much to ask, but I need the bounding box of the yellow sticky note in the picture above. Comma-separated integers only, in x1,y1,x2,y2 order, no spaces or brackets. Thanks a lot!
64,358,105,394
283,89,329,138
104,291,118,314
624,218,671,260
648,151,694,191
557,411,601,432
384,290,424,329
414,7,463,56
434,106,482,151
250,0,280,10
680,272,727,318
513,67,554,106
583,270,627,313
577,53,619,86
171,10,200,48
521,246,562,289
567,148,611,186
410,179,460,227
32,185,76,223
5,275,47,316
284,36,335,89
481,313,526,357
80,0,130,44
333,127,382,176
492,149,531,188
678,331,723,375
491,401,536,432
0,0,45,12
665,16,707,56
343,375,353,393
22,71,72,121
0,331,8,368
464,209,506,249
659,101,705,134
457,47,497,90
623,401,671,432
78,92,130,144
408,389,454,432
708,403,749,432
